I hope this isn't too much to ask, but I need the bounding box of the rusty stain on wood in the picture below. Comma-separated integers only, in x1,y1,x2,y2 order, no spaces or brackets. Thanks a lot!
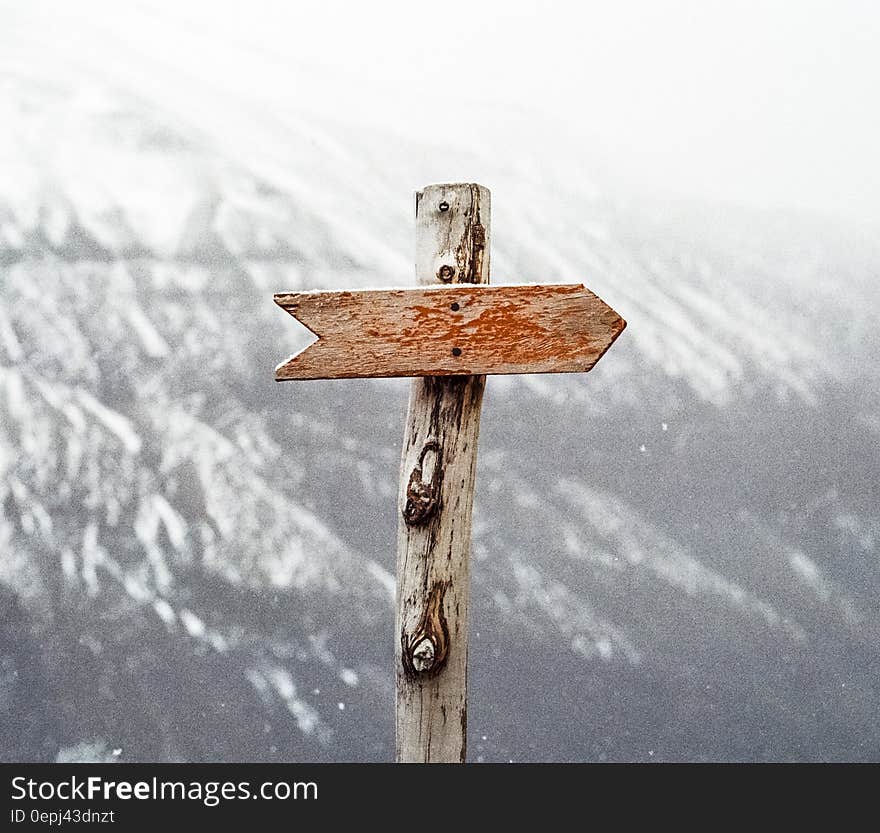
274,283,626,380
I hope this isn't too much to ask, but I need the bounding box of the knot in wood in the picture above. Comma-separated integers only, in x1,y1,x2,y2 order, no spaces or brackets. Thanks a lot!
403,440,442,526
437,264,456,282
411,638,436,672
401,581,450,678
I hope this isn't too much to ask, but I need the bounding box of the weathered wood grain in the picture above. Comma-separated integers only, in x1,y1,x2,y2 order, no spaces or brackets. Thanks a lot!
395,183,489,763
274,283,625,380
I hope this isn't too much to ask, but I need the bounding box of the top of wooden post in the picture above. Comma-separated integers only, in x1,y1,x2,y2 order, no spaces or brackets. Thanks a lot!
415,184,490,288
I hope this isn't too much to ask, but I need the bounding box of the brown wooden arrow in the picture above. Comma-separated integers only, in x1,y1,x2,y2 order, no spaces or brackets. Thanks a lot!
274,283,625,380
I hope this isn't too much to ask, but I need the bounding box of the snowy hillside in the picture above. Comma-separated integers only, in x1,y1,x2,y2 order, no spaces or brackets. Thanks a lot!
1,5,879,762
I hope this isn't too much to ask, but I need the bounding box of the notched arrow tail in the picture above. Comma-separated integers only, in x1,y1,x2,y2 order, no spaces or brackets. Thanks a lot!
273,293,324,380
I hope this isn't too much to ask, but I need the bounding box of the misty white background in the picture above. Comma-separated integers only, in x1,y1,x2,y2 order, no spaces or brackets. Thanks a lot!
4,0,878,226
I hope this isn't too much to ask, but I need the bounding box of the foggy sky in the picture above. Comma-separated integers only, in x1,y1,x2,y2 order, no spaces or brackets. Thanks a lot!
4,0,878,225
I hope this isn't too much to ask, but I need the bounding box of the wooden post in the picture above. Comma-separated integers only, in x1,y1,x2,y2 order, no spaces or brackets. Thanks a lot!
272,185,625,761
395,183,490,762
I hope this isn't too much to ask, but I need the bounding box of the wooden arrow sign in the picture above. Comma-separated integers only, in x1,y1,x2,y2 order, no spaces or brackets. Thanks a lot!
274,283,625,380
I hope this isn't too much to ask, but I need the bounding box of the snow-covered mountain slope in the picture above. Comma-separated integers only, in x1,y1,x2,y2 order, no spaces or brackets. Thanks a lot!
1,6,879,762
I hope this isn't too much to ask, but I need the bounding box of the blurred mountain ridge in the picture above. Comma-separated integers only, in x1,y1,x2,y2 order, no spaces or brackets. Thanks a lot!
0,23,879,761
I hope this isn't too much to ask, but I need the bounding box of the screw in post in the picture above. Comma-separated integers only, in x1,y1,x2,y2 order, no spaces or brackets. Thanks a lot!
438,201,449,212
437,265,455,282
